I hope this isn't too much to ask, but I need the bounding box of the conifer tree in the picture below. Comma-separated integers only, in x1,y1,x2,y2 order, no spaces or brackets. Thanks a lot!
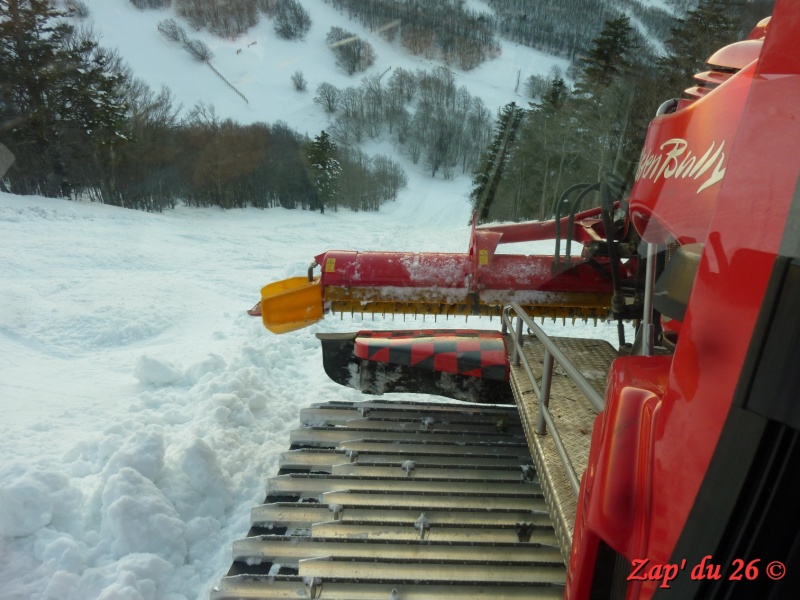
470,102,523,222
307,130,341,213
1,0,72,195
0,0,128,197
540,77,568,113
571,15,640,180
577,14,637,94
658,0,737,90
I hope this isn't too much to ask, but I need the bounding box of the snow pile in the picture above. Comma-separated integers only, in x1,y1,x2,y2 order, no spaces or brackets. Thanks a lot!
0,469,79,538
134,356,185,387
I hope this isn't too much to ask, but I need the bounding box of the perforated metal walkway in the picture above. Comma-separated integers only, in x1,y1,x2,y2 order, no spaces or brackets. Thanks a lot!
509,336,618,564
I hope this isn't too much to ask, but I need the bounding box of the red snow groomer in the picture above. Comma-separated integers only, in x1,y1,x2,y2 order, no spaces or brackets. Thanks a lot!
219,3,800,598
251,202,636,335
248,199,641,403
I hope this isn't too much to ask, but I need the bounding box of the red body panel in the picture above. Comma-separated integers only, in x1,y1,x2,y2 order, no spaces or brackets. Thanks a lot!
628,61,756,244
569,357,671,598
316,250,618,298
316,250,472,290
475,206,607,245
570,2,800,598
311,209,627,311
642,3,800,589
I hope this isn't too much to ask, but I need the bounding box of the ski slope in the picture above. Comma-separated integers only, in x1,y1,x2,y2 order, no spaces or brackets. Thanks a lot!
0,2,624,599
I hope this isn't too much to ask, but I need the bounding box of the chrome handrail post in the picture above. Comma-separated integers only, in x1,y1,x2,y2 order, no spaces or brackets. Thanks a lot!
513,314,524,366
536,349,554,435
640,242,657,356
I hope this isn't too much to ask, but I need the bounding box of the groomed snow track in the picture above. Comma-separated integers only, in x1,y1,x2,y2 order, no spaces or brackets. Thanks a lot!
212,400,567,599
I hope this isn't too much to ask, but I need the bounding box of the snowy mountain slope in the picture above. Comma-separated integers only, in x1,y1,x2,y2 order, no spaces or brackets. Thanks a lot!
0,2,634,599
82,0,566,135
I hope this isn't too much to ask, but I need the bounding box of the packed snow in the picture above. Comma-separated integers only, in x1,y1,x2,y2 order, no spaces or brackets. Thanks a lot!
0,187,624,600
1,1,626,599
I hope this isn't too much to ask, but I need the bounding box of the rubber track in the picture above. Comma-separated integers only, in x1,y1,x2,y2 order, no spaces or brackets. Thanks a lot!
211,400,566,600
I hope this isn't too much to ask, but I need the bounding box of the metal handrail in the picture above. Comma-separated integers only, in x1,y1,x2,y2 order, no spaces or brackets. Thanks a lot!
502,302,606,496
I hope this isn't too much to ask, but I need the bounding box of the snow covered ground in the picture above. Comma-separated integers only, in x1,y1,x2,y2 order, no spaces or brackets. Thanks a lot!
1,2,627,599
0,185,625,600
82,0,568,134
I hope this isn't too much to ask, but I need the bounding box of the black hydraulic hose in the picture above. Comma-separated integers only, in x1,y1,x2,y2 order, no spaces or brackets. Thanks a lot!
552,183,591,271
599,180,627,346
565,182,601,265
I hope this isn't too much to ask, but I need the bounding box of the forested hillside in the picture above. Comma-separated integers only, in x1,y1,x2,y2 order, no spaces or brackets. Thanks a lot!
322,0,500,70
315,66,495,179
472,0,774,223
0,0,776,216
0,0,409,212
485,0,674,58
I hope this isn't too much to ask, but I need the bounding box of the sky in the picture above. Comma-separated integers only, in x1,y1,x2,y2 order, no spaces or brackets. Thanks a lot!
0,1,625,598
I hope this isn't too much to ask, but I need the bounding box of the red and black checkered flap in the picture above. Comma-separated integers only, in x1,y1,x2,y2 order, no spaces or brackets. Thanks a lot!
353,329,509,381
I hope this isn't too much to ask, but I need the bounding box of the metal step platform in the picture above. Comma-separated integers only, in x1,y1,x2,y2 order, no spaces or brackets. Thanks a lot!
508,334,618,565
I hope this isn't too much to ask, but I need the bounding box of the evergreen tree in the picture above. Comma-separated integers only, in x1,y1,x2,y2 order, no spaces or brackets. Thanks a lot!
0,0,128,197
491,96,580,223
658,0,737,90
540,77,568,113
62,29,130,200
470,102,524,222
1,0,73,195
307,130,341,213
577,14,637,94
572,15,640,180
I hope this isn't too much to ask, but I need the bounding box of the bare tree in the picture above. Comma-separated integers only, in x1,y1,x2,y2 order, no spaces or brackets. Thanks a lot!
274,0,311,40
387,67,416,102
314,82,339,113
326,26,376,75
291,70,307,92
256,0,277,16
131,0,171,8
525,74,550,98
183,38,213,62
66,0,90,18
158,19,186,43
175,0,258,37
362,73,383,138
333,87,366,143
